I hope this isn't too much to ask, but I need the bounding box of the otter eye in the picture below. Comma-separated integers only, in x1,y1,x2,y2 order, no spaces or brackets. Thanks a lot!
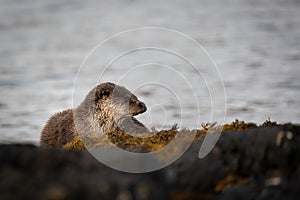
129,96,138,103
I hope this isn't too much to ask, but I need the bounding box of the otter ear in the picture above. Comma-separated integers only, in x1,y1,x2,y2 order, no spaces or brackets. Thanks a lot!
95,89,110,102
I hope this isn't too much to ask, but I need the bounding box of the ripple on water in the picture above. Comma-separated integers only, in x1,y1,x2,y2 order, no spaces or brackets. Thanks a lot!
1,0,300,143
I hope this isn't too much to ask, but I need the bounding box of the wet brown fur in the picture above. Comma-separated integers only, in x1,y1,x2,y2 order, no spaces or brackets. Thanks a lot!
40,82,147,148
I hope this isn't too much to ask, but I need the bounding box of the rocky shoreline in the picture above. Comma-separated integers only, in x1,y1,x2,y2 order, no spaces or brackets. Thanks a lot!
1,123,299,200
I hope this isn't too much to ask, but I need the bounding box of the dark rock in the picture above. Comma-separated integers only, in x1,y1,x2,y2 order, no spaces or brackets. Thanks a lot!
0,124,299,199
218,185,258,200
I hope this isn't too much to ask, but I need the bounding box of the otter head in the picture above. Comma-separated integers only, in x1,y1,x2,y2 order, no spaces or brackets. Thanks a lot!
94,82,147,120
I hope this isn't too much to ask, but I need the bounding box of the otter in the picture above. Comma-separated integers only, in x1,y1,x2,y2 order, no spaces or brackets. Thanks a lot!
40,82,148,148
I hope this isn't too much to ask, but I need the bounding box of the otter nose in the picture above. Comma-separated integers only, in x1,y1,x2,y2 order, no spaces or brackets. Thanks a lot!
138,102,147,112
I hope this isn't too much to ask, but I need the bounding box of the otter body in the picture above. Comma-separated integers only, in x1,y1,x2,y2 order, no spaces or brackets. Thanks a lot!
40,82,147,148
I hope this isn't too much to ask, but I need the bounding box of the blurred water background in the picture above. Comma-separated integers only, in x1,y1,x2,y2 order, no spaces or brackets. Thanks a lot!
1,0,300,144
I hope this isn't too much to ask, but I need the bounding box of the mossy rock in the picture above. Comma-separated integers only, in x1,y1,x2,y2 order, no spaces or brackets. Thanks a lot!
63,119,279,152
